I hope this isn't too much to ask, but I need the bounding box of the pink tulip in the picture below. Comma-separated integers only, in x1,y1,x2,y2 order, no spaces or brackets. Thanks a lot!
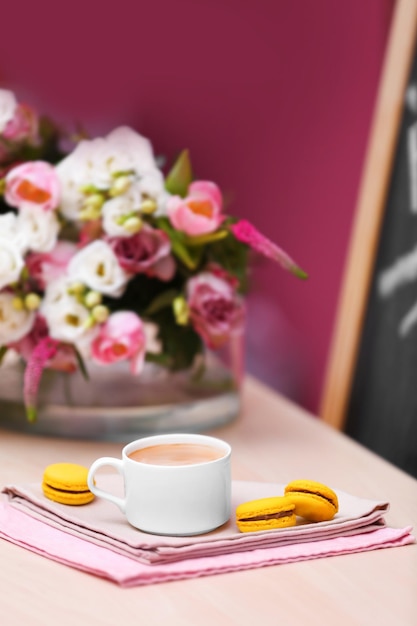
5,161,61,212
108,225,175,281
167,181,224,236
91,311,146,374
187,272,245,349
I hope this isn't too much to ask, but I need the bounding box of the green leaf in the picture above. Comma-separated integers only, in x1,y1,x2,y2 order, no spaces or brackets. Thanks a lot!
165,149,193,197
153,307,203,371
171,239,202,270
145,352,173,367
183,229,229,247
208,236,250,292
73,346,90,381
156,217,203,270
290,265,308,280
145,289,179,316
26,405,37,423
0,345,8,365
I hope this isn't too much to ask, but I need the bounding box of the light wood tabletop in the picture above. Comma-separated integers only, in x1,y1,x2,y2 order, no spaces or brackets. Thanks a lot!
0,377,416,626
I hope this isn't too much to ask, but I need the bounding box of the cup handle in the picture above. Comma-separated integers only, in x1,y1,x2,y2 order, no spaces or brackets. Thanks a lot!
87,457,126,513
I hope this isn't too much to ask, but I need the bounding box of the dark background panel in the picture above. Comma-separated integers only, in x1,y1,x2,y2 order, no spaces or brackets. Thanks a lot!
347,45,417,478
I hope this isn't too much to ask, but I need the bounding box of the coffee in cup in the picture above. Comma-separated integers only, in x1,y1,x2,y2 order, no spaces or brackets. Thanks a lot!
127,442,226,466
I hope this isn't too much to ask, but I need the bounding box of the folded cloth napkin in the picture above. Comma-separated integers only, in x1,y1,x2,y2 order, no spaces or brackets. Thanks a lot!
1,479,401,564
0,502,414,587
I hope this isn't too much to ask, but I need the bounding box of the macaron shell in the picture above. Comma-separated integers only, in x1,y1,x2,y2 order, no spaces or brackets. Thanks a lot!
42,462,94,505
284,480,339,522
236,496,296,533
42,481,95,505
237,514,296,533
43,463,90,492
285,480,338,509
284,492,336,522
236,496,294,519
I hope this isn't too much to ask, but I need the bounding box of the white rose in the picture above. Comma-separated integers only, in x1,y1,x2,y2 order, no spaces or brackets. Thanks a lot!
104,126,157,175
102,185,143,237
56,138,107,220
0,89,17,133
104,132,168,215
0,237,25,290
56,126,166,220
0,212,28,254
137,170,170,217
17,206,60,252
67,240,129,297
0,291,35,344
102,173,169,237
41,278,96,351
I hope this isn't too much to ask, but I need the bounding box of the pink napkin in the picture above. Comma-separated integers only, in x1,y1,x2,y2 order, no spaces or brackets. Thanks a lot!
0,502,413,587
3,479,396,564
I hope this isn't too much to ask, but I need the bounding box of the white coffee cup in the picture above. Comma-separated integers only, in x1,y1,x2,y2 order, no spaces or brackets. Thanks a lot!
87,433,231,536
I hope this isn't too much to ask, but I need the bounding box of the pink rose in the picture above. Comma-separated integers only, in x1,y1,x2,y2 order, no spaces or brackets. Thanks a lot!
91,311,146,374
187,272,245,349
5,161,61,212
167,181,224,236
3,103,39,144
108,225,175,281
204,262,239,289
26,241,77,290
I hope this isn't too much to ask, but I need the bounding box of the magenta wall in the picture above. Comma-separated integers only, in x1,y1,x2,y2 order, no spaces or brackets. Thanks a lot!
0,0,394,411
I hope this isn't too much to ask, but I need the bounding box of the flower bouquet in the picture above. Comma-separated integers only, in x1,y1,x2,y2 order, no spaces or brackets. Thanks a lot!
0,88,306,426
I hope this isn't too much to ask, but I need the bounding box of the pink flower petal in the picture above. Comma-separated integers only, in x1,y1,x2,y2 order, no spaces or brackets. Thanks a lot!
231,220,307,279
189,181,222,208
23,337,59,421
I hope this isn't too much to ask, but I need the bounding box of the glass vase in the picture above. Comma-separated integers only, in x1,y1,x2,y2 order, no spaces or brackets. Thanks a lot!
0,334,244,440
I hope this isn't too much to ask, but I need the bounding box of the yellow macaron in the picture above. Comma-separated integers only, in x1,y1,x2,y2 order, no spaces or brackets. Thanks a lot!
236,496,296,533
284,479,338,522
42,463,95,505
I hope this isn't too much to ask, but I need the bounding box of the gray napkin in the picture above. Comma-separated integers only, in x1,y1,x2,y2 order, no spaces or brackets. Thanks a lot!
2,478,389,564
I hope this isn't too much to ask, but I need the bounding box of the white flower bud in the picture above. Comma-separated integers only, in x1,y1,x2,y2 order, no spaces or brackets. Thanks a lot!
109,175,131,197
140,198,157,214
84,290,102,308
83,193,105,211
12,296,24,311
24,293,41,311
123,216,142,234
92,304,109,323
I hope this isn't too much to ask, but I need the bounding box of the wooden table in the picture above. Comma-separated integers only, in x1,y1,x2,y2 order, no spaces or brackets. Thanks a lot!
0,378,416,625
